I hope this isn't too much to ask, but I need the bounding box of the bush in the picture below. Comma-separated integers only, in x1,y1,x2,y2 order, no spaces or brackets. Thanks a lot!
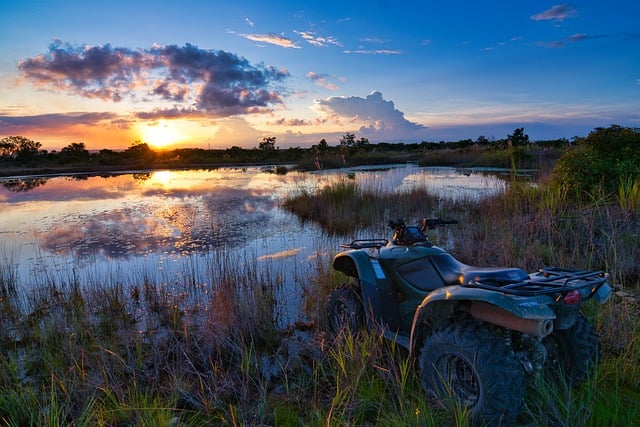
552,125,640,196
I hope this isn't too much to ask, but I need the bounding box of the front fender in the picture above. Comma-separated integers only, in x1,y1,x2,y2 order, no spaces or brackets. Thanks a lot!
409,285,556,353
333,251,400,330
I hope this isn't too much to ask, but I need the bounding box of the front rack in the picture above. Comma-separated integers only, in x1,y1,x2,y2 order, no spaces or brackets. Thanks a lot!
340,239,389,250
465,267,610,297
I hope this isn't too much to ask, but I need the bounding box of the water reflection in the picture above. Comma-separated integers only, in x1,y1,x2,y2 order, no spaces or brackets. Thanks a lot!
1,177,48,192
34,179,280,260
0,165,508,295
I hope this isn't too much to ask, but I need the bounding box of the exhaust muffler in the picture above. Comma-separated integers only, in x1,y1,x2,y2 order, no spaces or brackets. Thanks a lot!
470,301,554,339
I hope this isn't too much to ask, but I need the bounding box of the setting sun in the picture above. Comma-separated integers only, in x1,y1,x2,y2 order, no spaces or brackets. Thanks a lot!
138,121,185,149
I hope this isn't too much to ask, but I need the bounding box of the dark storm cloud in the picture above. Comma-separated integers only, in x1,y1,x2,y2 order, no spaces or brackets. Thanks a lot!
18,41,290,117
19,40,153,101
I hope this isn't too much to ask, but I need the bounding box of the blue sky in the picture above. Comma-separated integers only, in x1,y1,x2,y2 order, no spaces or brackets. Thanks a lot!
0,0,638,150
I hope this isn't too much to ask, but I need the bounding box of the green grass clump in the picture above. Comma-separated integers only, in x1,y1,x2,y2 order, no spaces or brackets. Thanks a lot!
282,178,463,235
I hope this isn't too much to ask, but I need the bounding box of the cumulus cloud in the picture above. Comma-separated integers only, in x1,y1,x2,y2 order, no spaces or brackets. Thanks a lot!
314,91,428,141
531,4,578,22
18,40,289,117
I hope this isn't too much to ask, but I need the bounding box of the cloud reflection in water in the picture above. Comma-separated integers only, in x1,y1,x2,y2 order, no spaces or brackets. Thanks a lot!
28,170,284,260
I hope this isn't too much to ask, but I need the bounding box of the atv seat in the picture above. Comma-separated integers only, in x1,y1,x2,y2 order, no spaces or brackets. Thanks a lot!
431,253,529,286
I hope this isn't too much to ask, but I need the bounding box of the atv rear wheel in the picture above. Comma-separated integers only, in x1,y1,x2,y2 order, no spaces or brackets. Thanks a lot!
543,314,600,384
419,320,525,425
325,284,365,335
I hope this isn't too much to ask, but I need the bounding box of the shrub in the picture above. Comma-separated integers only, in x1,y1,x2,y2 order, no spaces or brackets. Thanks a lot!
552,125,640,196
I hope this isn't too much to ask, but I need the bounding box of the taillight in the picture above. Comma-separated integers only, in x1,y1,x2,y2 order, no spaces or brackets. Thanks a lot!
563,290,581,305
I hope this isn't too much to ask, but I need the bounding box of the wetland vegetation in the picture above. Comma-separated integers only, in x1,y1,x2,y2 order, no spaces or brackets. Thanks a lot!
1,125,639,425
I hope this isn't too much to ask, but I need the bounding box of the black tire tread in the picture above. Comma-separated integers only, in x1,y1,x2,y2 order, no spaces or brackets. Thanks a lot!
419,320,525,426
325,283,365,335
547,314,600,384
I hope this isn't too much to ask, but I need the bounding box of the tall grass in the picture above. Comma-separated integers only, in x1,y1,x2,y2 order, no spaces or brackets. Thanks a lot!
282,170,640,425
0,238,490,426
0,246,286,425
282,178,466,235
1,168,639,425
284,173,640,286
618,176,640,212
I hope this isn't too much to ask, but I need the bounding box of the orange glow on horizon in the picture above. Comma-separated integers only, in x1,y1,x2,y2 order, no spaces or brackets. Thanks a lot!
137,120,186,149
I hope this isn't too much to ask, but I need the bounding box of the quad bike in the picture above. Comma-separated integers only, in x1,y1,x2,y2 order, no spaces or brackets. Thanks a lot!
326,218,612,425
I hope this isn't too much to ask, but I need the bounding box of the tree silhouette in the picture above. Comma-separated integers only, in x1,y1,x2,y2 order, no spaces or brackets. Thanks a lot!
339,133,356,148
0,135,42,162
259,136,276,151
508,128,530,146
60,142,90,163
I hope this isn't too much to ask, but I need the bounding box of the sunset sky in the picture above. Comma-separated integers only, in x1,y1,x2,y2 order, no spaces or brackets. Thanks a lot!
1,0,638,151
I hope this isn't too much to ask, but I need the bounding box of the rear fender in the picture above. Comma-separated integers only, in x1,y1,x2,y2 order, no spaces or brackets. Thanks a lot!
408,285,556,354
333,251,400,330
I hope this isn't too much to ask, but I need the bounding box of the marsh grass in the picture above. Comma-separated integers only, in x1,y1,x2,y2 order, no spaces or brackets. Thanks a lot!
282,171,640,425
0,241,473,426
618,176,640,212
1,169,639,425
282,178,466,235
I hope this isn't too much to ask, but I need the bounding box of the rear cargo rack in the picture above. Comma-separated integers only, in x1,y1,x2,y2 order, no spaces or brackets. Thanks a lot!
465,267,609,297
340,239,388,250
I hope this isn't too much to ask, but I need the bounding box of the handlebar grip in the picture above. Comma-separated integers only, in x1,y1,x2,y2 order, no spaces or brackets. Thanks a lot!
420,217,458,230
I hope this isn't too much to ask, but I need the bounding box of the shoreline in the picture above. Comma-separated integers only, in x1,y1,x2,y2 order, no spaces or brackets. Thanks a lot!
0,162,282,179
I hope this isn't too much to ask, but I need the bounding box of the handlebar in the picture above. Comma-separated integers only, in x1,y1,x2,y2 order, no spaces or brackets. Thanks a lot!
388,217,458,232
419,217,458,231
387,217,458,245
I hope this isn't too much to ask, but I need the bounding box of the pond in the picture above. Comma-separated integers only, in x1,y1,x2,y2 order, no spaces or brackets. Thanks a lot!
0,164,507,324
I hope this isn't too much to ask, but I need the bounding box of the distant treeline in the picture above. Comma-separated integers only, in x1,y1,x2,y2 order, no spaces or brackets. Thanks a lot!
4,126,637,174
0,127,577,172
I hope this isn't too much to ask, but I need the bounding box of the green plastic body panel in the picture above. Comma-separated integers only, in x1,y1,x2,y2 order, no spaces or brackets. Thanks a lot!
408,285,556,352
415,285,557,320
333,250,402,330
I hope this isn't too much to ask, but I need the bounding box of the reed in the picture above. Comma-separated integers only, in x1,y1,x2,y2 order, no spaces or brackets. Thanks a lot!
618,176,640,212
1,167,639,425
281,168,640,425
282,178,463,236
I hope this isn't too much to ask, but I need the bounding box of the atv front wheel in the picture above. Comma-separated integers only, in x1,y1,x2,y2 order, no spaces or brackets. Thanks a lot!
325,284,365,335
419,320,525,425
543,314,600,384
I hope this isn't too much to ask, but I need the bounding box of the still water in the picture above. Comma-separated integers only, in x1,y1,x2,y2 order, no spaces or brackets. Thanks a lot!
0,165,505,322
